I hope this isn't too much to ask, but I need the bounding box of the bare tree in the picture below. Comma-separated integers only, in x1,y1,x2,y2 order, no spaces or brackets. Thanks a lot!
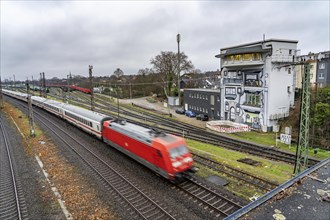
113,68,124,80
150,51,193,96
137,68,154,76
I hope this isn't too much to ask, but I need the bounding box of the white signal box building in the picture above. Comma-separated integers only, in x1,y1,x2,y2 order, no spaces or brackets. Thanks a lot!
216,39,298,132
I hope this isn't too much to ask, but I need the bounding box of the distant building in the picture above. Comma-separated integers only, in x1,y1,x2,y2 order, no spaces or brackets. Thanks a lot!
216,39,298,131
295,51,330,89
317,51,330,87
183,88,221,120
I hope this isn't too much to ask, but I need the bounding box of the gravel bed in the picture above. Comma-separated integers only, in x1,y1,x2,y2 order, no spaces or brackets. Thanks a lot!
1,112,65,220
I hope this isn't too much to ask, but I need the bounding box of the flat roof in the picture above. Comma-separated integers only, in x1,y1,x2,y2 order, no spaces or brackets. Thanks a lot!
184,88,220,93
220,38,298,51
225,158,330,220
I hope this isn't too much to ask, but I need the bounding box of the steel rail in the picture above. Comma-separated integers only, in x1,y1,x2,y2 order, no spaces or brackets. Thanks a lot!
0,116,22,220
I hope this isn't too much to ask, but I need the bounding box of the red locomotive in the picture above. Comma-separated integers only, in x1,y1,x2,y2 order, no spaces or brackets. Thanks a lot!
102,119,194,181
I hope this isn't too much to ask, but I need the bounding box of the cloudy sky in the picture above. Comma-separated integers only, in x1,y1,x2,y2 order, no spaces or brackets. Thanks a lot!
1,1,329,81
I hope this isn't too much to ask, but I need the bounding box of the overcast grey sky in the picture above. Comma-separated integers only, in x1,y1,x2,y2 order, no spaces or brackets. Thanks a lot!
1,1,329,81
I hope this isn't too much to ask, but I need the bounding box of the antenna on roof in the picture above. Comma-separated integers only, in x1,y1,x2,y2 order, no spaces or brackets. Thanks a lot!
263,34,265,42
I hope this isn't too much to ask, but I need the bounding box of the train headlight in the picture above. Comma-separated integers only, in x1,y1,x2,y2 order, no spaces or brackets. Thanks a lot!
172,161,182,168
183,157,193,163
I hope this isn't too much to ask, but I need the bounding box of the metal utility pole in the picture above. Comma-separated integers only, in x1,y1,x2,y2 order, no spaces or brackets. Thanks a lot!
0,76,4,109
13,74,16,90
32,76,34,91
42,72,46,98
117,86,120,118
89,65,95,111
129,82,132,100
39,73,43,97
66,74,70,103
26,80,35,137
177,33,181,106
294,63,311,175
310,82,318,151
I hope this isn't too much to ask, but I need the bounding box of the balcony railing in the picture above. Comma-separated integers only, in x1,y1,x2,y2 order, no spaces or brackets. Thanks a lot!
241,104,262,113
222,60,264,67
223,78,243,84
271,55,294,63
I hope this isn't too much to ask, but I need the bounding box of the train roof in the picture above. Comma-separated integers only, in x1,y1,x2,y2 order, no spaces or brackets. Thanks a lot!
3,89,27,97
31,96,48,103
62,103,109,122
109,119,177,145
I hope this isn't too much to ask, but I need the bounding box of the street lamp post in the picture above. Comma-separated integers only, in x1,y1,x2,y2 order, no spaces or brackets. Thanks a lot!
177,33,181,106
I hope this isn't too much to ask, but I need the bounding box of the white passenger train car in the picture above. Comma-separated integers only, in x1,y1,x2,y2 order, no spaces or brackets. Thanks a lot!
61,104,112,138
3,89,112,139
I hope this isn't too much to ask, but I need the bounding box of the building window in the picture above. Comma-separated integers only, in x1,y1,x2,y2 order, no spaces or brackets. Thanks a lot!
236,104,240,113
287,86,291,93
225,102,229,111
242,54,252,61
288,68,291,74
210,95,215,105
235,55,241,61
217,95,220,102
245,93,261,107
289,49,292,55
319,63,325,69
253,53,261,61
319,72,325,79
225,87,236,95
245,73,259,87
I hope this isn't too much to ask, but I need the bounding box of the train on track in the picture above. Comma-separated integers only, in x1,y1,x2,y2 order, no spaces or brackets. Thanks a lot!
3,89,195,182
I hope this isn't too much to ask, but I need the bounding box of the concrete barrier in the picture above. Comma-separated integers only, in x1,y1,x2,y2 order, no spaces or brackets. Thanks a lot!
206,120,250,133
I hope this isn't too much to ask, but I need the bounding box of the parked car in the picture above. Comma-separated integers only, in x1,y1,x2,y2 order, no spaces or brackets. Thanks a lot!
196,114,209,121
185,110,196,117
175,107,185,114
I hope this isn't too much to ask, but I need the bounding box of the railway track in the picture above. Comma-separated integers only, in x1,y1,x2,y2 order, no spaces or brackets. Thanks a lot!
12,99,176,220
174,176,243,218
7,95,252,218
6,91,321,167
0,115,28,220
89,93,320,167
192,153,279,191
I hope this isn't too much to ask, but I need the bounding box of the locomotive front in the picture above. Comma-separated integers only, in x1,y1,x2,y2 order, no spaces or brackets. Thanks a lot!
155,135,195,181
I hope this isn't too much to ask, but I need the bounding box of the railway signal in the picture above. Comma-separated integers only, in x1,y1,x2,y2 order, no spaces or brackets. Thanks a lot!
89,65,95,111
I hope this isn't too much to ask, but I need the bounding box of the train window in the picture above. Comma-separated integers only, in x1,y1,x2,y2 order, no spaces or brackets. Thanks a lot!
90,122,92,127
157,150,162,158
97,125,99,131
169,146,189,159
